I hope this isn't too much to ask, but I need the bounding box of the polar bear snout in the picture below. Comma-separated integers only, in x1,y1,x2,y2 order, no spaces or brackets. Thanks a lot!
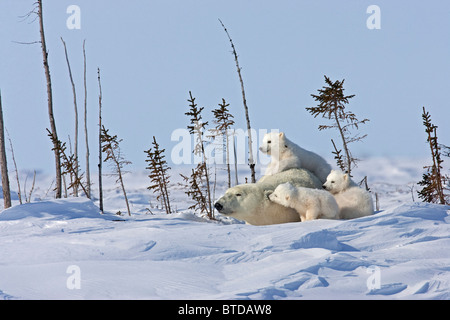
259,145,269,153
214,202,224,212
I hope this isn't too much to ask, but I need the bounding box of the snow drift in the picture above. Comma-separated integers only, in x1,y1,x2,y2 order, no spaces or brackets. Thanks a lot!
0,158,449,299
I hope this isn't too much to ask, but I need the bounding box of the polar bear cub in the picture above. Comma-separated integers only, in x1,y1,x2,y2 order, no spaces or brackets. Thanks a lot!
268,182,340,221
259,132,331,183
322,170,374,219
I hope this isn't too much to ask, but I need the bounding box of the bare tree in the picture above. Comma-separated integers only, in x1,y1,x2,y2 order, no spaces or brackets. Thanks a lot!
0,91,11,209
219,19,256,183
61,37,79,196
97,68,104,213
83,40,91,199
37,0,62,198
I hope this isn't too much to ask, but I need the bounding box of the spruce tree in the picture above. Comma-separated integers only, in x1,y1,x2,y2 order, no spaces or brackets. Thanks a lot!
307,75,369,177
101,125,131,216
46,129,87,197
182,91,214,219
418,107,449,205
211,98,235,188
144,136,172,214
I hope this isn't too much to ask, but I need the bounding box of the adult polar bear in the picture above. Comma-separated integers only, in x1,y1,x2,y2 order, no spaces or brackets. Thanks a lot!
214,169,323,225
259,132,332,184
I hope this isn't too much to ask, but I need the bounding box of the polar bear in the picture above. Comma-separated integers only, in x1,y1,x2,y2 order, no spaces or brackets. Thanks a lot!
214,168,323,225
322,170,374,219
259,132,331,183
268,182,340,221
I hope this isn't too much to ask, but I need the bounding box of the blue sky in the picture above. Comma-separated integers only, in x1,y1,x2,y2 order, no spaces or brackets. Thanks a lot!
0,0,449,176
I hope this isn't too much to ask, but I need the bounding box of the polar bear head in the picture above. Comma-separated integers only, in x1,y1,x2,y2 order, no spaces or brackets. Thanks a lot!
322,170,350,194
268,182,295,207
259,132,287,156
214,184,258,217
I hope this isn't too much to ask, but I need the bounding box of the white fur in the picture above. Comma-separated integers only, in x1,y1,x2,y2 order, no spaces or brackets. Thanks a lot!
323,170,374,219
269,182,340,221
214,169,323,225
259,132,331,183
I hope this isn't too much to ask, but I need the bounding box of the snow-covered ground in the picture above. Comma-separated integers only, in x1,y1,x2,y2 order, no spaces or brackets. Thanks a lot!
0,157,449,300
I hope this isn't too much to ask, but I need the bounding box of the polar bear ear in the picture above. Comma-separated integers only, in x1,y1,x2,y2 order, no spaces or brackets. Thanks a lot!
343,174,348,181
285,195,290,201
279,132,285,138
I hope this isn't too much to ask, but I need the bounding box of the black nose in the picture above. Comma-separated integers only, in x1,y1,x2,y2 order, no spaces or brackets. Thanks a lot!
214,202,223,211
322,185,327,189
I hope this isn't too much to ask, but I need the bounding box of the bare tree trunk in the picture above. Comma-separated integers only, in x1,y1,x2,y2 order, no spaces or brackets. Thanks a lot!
0,91,11,209
201,148,213,219
38,0,61,198
83,40,91,198
219,19,256,183
333,107,352,176
97,68,104,213
110,147,131,217
6,129,21,205
61,37,79,196
233,132,239,185
225,129,231,188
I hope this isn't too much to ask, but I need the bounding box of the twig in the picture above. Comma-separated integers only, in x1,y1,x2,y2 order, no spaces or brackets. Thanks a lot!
44,179,54,199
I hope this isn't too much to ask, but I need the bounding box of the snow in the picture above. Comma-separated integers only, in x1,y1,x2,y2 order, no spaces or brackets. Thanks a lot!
0,157,449,300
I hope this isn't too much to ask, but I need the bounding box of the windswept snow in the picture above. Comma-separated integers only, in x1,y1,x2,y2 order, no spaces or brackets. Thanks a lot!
0,158,449,300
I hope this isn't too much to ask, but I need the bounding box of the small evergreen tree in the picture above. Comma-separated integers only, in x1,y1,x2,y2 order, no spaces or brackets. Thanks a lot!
418,107,449,205
182,91,214,219
101,125,131,216
46,128,88,197
307,75,369,177
180,163,211,216
144,136,172,214
211,98,235,188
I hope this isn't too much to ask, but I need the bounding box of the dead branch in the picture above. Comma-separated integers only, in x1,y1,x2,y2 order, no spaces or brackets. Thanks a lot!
219,19,256,183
